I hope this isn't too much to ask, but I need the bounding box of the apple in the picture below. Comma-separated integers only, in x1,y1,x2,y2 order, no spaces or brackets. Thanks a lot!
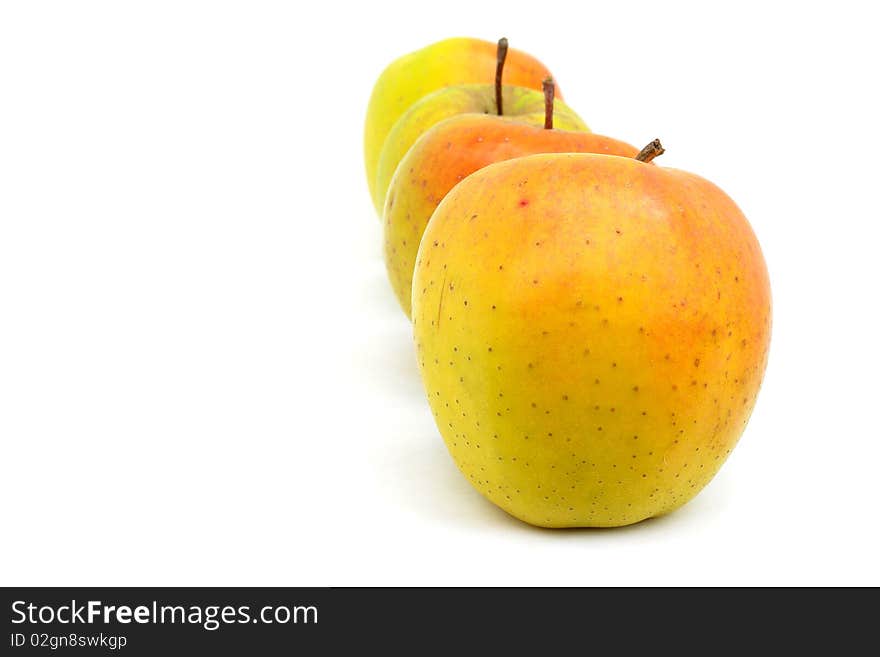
364,37,560,213
412,145,771,528
375,82,587,219
384,80,628,318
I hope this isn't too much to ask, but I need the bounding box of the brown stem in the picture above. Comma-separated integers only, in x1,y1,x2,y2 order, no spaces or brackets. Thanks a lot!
495,37,508,115
635,139,665,163
542,77,555,129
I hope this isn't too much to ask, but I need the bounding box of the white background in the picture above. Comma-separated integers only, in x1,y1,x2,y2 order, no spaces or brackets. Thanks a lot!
1,1,878,586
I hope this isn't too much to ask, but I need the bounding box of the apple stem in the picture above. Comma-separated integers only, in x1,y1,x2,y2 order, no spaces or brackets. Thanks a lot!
635,139,665,163
542,77,555,129
495,37,508,116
